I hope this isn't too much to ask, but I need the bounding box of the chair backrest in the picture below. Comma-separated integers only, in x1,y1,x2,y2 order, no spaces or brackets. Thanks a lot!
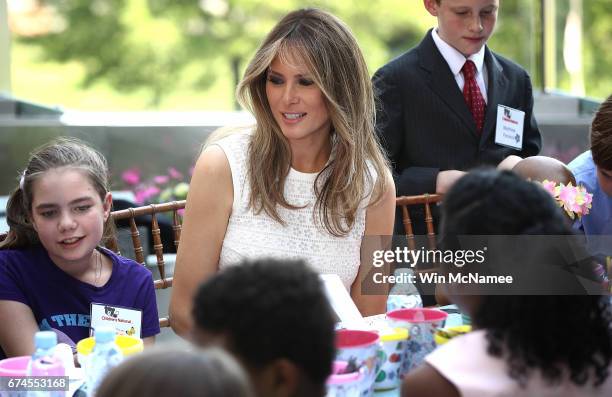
396,194,442,273
106,200,186,328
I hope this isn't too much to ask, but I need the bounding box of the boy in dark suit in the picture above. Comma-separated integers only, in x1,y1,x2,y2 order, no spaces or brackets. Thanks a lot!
374,0,541,202
374,0,542,305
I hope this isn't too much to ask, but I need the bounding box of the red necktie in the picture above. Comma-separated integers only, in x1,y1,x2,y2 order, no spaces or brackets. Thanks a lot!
461,60,486,135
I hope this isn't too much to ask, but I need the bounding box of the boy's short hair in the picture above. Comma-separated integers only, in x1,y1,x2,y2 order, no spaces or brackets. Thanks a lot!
192,258,336,387
591,95,612,170
96,347,252,397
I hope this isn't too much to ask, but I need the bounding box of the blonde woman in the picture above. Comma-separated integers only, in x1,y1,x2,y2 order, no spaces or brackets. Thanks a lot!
170,8,395,336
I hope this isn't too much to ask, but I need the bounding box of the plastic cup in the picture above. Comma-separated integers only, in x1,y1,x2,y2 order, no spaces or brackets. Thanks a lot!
335,329,381,397
0,356,30,397
76,335,143,367
0,356,30,376
387,308,447,374
325,361,364,397
30,356,65,377
374,328,409,391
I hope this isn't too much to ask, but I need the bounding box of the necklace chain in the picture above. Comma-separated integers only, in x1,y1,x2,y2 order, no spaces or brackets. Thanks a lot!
92,249,102,287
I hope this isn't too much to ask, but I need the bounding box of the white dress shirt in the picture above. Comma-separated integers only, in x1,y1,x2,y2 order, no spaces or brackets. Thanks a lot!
431,28,489,103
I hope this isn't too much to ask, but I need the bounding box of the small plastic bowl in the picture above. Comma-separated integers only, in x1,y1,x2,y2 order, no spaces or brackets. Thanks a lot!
76,335,143,366
0,356,30,376
434,325,472,345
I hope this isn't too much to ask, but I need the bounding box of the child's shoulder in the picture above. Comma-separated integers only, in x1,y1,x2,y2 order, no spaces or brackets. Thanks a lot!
568,151,595,174
0,245,46,267
490,50,530,77
569,151,597,187
100,247,154,281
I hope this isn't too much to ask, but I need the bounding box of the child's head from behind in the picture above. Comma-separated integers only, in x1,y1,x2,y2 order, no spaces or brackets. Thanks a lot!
591,94,612,195
441,168,568,237
512,155,576,186
440,169,612,387
96,347,253,397
2,137,113,256
192,258,336,397
424,0,499,57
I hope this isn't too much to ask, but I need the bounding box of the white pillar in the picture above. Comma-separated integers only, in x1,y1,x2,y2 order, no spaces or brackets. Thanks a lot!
563,0,584,96
543,0,556,93
0,0,10,94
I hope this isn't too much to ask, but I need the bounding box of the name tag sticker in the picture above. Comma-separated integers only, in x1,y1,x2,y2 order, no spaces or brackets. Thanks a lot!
495,105,525,150
90,303,142,338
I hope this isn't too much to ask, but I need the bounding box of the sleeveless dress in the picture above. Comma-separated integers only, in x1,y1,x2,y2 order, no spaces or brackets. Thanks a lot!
214,132,377,290
426,329,612,397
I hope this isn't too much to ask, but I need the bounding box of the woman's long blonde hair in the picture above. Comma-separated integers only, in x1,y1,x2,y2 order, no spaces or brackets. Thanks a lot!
236,8,390,236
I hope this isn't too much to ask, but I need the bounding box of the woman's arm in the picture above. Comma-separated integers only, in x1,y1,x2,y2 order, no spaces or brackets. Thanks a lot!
351,168,396,316
0,300,39,356
169,145,233,338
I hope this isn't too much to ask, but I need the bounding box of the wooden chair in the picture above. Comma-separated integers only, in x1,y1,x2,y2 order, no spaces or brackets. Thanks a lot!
106,200,186,328
396,194,442,249
396,194,448,305
396,194,443,273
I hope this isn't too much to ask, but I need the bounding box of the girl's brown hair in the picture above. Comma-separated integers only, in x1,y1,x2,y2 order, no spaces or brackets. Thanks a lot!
0,136,114,249
591,94,612,170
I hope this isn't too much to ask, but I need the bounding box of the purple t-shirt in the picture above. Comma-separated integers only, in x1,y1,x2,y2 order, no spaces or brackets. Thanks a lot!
0,245,160,357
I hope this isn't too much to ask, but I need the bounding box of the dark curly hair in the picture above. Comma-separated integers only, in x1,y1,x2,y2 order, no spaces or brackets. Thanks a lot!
192,258,336,393
440,169,612,387
591,94,612,170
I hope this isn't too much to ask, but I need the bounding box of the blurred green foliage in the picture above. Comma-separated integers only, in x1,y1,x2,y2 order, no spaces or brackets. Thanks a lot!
12,0,611,110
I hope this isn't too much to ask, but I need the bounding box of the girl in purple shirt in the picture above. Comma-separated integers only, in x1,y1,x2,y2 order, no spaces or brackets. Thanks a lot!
0,137,159,358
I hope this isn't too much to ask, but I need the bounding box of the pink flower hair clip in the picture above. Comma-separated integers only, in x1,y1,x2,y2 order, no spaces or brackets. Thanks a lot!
539,180,593,219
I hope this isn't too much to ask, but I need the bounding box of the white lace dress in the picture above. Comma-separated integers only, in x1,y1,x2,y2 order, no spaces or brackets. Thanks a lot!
214,132,376,290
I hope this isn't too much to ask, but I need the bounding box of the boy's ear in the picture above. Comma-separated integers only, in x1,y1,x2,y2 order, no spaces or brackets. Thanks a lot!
103,192,113,221
423,0,440,16
264,358,302,397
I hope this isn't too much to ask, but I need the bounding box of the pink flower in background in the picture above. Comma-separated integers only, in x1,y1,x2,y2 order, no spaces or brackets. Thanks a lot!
120,165,192,207
135,186,161,205
153,175,170,185
168,167,183,180
122,168,141,186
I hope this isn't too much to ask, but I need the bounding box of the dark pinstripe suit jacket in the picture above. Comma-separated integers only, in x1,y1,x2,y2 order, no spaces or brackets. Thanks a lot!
373,30,542,199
